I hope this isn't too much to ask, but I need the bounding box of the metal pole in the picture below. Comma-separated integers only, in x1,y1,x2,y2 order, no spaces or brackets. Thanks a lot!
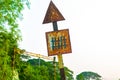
57,54,66,80
52,21,66,80
39,57,40,66
52,21,58,31
53,57,56,80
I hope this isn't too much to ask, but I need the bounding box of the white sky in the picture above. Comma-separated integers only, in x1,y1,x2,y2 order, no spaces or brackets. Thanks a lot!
19,0,120,80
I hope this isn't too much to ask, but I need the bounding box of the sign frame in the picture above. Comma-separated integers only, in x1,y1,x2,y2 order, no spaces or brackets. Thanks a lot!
46,29,72,56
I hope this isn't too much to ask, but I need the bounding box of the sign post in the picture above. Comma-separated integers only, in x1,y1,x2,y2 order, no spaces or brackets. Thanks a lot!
52,21,66,80
43,1,72,80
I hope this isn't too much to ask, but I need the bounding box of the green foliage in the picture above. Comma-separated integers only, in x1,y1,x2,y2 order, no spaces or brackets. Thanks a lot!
19,59,50,80
19,61,49,80
0,0,30,80
65,67,74,80
76,71,102,80
19,58,74,80
0,0,30,28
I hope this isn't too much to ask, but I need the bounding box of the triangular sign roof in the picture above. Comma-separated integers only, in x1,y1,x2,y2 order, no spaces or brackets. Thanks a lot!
43,1,65,24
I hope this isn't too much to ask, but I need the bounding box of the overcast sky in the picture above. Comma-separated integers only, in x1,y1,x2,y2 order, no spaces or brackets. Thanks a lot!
19,0,120,80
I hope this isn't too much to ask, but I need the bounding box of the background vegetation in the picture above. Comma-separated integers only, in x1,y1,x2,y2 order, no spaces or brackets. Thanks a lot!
0,0,29,80
18,57,74,80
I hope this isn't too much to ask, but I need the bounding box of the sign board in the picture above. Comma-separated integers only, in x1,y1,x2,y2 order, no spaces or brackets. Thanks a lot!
46,29,72,56
43,1,65,24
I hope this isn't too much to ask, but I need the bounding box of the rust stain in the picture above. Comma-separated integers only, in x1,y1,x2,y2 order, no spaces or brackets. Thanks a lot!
43,1,65,24
46,29,72,56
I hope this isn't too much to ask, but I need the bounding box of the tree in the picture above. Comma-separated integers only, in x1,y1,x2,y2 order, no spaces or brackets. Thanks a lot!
26,58,74,80
76,71,102,80
0,0,30,80
19,60,50,80
19,59,52,80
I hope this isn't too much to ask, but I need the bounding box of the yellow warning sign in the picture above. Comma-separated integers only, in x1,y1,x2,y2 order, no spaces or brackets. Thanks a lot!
43,1,65,24
46,29,72,56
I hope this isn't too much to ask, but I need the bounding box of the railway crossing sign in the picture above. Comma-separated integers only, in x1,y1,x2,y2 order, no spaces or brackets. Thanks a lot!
43,1,71,80
46,29,72,56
